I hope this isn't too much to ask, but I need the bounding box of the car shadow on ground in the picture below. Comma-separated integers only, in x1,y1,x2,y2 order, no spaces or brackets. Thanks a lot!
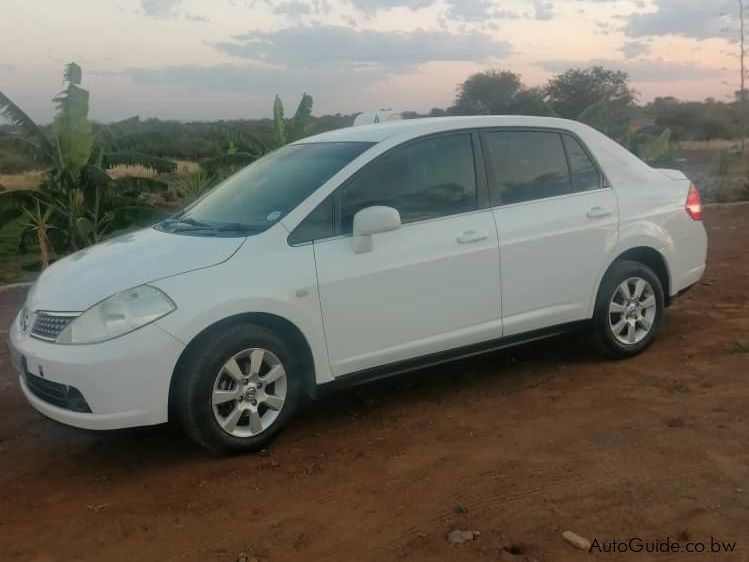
73,329,601,465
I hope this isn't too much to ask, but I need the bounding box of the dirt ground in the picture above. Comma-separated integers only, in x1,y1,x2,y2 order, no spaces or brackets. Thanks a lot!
1,206,748,562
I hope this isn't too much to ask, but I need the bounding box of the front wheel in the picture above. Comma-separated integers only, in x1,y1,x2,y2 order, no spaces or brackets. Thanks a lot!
593,260,665,358
174,324,303,454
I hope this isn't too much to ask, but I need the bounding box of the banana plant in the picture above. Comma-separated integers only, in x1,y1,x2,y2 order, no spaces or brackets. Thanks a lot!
0,63,177,259
272,93,314,147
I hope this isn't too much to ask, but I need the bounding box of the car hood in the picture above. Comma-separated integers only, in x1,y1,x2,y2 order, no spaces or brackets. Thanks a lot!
26,227,245,312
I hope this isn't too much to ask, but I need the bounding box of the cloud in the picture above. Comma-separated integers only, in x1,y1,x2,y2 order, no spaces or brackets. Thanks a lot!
120,25,510,112
123,62,388,98
347,0,434,14
268,0,332,18
272,1,311,17
140,0,182,18
346,0,498,20
445,0,495,21
542,58,725,82
624,0,736,40
620,40,650,59
214,25,511,69
492,8,521,19
533,0,554,21
184,12,209,22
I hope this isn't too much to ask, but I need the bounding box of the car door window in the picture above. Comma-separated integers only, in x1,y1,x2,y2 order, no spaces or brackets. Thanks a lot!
563,135,602,192
339,134,478,233
484,131,572,206
288,197,334,244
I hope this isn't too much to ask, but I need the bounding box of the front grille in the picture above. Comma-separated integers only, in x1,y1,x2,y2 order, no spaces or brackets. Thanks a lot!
30,312,77,341
24,372,91,413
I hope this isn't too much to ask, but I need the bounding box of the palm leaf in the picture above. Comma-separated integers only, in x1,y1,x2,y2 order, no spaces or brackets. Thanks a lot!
273,95,286,146
64,62,82,86
103,151,177,173
291,93,313,141
52,81,93,171
0,91,54,157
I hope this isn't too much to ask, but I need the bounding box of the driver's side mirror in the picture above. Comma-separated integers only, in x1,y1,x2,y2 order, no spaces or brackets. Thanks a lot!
352,206,401,254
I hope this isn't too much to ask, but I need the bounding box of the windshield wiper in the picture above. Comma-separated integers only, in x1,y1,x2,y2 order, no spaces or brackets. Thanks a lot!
210,222,265,233
160,217,213,230
161,218,266,235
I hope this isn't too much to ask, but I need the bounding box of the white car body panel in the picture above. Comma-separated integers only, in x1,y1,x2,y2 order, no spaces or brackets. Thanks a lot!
493,188,619,336
7,115,708,431
25,226,244,311
314,209,501,376
152,230,336,384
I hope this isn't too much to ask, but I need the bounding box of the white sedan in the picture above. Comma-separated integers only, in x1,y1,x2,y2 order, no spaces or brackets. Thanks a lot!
8,116,707,453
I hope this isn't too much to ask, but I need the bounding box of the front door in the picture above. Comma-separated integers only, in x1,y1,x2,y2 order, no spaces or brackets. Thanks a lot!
313,133,502,376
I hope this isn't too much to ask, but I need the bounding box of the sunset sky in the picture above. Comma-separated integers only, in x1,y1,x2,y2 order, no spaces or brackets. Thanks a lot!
0,0,741,123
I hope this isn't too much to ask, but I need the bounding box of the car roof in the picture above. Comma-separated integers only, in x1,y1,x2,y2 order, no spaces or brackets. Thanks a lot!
294,115,591,144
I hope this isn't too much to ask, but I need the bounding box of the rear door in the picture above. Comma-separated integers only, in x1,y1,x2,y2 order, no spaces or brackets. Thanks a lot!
481,129,619,336
300,132,502,377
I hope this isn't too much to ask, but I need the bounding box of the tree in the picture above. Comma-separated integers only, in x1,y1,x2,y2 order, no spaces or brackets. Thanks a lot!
509,87,552,116
450,70,551,116
545,66,635,119
452,70,522,114
0,63,178,262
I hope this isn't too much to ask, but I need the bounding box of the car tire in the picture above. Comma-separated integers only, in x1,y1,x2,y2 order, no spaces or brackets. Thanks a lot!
592,260,665,358
174,323,303,454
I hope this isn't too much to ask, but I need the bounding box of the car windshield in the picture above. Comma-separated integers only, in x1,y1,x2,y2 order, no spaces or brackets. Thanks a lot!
158,142,373,236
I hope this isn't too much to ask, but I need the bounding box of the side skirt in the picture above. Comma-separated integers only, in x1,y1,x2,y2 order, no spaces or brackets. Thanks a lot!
316,320,591,393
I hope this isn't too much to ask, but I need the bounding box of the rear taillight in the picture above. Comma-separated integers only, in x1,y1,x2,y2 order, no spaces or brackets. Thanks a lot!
685,183,702,221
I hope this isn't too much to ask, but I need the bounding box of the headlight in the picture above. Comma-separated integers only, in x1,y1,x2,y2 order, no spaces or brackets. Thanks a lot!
57,285,175,344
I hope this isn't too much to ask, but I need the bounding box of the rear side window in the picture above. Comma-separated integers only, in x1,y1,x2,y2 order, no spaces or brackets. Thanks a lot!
339,133,478,233
563,135,602,192
483,131,572,205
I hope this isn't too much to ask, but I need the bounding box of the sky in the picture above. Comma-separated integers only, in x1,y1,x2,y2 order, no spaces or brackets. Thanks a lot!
0,0,742,123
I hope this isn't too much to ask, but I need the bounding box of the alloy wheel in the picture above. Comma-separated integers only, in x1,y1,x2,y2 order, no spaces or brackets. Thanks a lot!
211,348,288,437
608,276,657,345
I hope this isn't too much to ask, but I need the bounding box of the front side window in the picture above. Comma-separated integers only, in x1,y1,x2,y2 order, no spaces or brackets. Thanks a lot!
484,131,572,205
160,142,372,236
339,134,478,233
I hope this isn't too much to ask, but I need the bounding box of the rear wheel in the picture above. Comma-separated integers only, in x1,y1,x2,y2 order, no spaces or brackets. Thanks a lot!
593,260,664,358
175,324,303,453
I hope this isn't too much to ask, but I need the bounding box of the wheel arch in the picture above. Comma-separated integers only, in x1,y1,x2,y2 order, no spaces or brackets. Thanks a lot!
168,312,317,421
593,246,672,313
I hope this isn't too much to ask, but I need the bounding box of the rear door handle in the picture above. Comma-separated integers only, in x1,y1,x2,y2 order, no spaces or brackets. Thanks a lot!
457,230,489,244
587,207,612,219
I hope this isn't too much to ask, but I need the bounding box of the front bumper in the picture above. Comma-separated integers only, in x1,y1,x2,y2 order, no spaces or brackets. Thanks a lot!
8,318,185,430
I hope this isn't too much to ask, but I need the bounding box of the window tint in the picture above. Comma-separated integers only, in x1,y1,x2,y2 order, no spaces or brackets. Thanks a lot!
339,134,477,233
563,135,602,192
288,197,334,244
484,131,572,205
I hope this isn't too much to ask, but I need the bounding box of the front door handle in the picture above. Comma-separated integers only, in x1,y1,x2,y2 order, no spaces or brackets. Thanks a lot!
457,230,489,244
587,206,612,219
